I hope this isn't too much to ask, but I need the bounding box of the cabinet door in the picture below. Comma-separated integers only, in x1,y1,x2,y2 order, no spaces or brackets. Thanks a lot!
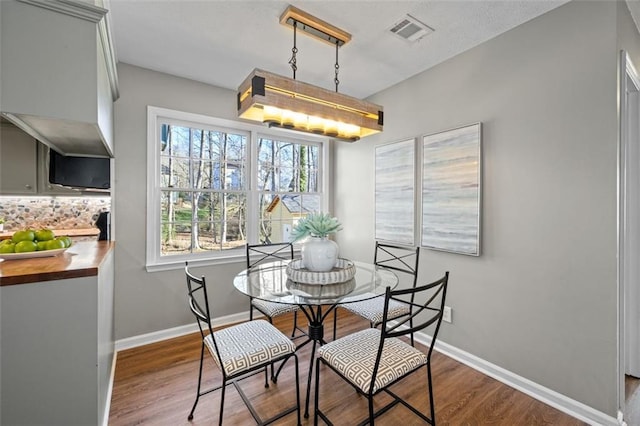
0,123,37,194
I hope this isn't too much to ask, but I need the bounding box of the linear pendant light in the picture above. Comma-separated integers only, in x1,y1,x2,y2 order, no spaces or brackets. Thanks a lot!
237,6,383,142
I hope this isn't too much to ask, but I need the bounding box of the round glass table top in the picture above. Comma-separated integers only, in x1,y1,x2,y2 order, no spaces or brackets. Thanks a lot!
233,259,399,306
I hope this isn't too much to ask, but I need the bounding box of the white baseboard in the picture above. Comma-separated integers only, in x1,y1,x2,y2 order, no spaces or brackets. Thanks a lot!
115,311,250,351
412,331,618,426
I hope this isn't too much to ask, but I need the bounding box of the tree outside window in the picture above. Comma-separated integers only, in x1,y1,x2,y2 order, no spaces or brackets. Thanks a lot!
153,114,324,261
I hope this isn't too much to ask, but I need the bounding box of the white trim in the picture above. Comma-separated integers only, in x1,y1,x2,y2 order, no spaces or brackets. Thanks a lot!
412,331,618,426
18,0,107,22
618,410,628,426
101,351,117,426
97,0,120,100
619,50,640,424
114,311,251,351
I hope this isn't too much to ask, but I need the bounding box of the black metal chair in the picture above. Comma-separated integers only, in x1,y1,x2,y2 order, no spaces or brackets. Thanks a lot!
185,262,301,425
246,243,302,337
333,242,420,344
315,272,449,426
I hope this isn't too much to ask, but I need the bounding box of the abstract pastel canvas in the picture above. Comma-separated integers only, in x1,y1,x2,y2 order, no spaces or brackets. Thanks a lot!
375,139,415,244
422,123,481,255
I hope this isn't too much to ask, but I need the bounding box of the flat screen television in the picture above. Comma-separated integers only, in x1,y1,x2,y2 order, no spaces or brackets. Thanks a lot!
48,149,111,191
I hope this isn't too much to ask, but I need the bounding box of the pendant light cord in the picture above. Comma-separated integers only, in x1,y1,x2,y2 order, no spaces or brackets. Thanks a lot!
288,19,342,92
334,41,340,92
289,21,298,79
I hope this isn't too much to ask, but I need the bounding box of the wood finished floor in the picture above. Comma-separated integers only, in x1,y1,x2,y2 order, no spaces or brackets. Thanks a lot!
109,311,587,425
626,375,640,426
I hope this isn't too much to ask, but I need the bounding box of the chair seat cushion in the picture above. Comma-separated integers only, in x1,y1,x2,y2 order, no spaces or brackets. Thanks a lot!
204,319,296,377
340,294,410,326
252,299,299,317
318,328,428,394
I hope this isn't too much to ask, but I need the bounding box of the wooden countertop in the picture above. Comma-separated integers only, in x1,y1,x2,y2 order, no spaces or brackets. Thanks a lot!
0,228,100,240
0,241,115,286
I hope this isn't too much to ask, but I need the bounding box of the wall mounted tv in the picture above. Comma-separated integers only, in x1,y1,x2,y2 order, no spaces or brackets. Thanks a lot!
48,149,111,191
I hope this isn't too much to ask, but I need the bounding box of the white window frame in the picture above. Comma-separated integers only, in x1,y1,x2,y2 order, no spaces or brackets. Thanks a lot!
145,106,330,272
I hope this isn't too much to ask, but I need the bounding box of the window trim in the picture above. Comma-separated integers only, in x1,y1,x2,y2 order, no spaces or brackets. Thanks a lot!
145,106,331,272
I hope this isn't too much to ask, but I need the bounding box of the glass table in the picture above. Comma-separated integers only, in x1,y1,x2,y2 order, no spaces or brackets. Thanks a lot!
233,259,399,417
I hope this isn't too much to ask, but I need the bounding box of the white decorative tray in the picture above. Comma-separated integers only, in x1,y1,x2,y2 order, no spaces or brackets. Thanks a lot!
286,258,356,284
287,278,356,299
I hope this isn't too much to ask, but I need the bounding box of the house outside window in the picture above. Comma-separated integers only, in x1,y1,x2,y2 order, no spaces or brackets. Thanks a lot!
257,136,321,244
146,106,329,271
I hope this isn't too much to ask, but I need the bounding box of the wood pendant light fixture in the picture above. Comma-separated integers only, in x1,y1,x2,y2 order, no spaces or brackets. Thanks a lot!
237,5,383,142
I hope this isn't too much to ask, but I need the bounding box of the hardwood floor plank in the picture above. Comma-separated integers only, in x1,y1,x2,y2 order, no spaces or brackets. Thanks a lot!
109,312,587,425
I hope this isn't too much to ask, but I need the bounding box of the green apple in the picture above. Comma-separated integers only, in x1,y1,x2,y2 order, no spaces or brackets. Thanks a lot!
0,238,13,246
12,229,35,243
34,228,55,242
58,236,72,248
14,240,37,253
45,239,66,250
0,242,15,253
36,241,49,251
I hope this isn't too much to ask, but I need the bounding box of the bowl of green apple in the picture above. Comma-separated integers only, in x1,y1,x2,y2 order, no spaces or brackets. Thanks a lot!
0,228,72,260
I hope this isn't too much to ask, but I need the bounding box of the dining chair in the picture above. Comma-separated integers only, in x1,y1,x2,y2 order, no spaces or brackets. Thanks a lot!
246,242,303,338
184,262,301,425
333,242,420,345
315,272,449,426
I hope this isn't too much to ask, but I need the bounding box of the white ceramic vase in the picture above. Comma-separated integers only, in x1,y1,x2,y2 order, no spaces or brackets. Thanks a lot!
301,236,339,272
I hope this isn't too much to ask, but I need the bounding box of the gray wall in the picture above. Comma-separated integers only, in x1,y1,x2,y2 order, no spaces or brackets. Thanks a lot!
334,0,638,416
113,64,250,339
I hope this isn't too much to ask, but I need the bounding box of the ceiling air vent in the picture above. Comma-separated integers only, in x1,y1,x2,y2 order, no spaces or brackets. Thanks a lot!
389,14,433,43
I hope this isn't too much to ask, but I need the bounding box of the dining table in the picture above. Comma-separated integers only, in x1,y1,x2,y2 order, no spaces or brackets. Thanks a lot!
233,258,399,418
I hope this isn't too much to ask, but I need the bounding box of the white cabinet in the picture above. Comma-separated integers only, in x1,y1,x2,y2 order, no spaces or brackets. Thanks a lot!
0,248,115,425
0,0,119,157
0,121,37,194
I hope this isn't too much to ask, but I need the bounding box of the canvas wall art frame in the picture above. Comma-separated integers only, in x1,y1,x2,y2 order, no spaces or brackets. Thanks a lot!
421,123,481,256
375,138,415,245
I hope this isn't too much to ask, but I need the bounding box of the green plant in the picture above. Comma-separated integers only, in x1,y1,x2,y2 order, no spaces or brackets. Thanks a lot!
290,212,342,241
0,217,4,224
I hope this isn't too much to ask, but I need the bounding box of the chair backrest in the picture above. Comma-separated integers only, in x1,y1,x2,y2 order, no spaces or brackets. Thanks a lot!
246,242,294,269
379,272,449,363
185,262,220,354
374,242,420,288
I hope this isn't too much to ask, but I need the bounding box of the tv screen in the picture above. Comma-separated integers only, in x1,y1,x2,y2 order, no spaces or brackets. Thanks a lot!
49,150,111,190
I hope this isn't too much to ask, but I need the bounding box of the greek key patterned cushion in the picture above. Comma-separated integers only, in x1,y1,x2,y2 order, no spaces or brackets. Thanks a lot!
252,299,299,317
204,319,296,377
340,294,410,326
318,328,428,394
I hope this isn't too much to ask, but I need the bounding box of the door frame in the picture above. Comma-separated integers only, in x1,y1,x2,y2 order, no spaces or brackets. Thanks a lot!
619,49,640,423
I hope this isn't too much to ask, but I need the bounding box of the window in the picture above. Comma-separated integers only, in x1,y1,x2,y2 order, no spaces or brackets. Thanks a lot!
146,106,328,270
256,136,321,244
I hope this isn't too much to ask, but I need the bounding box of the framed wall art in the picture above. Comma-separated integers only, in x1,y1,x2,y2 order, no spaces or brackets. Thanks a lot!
375,138,415,245
421,123,481,256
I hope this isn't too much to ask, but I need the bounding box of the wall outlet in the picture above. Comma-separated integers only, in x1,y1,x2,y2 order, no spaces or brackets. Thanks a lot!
443,306,452,323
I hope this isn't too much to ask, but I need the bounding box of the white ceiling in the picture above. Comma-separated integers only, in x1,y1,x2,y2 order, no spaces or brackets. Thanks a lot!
108,0,640,100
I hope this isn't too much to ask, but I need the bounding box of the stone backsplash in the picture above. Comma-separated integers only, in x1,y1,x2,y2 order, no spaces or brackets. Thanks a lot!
0,197,110,231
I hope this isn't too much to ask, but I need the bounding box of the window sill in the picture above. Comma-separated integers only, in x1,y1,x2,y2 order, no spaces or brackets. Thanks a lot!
145,247,302,272
145,253,245,272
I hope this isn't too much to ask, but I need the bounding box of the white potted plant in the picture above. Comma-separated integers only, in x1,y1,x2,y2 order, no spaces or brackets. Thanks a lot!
291,212,342,272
